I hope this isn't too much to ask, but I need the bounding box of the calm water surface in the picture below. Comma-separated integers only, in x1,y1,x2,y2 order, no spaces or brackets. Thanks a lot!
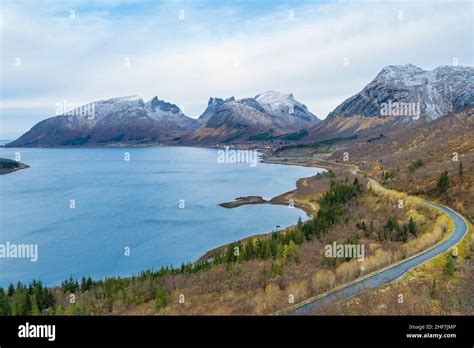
0,147,322,286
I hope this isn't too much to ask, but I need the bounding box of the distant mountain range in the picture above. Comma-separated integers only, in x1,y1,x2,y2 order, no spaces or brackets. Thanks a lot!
6,64,473,148
7,91,320,147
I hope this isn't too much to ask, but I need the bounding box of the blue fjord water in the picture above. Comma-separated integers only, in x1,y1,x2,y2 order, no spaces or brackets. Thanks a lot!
0,147,321,286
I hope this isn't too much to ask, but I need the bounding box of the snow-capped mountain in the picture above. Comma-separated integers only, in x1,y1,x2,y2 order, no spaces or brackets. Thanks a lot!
199,97,235,123
255,90,318,125
14,63,470,148
328,64,474,120
300,64,474,144
187,91,320,144
7,95,199,147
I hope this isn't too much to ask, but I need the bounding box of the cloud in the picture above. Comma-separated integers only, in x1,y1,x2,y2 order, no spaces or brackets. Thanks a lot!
0,0,472,137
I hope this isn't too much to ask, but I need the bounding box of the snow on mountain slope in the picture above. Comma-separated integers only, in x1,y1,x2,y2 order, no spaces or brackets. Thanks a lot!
7,95,198,147
328,64,474,120
187,91,320,144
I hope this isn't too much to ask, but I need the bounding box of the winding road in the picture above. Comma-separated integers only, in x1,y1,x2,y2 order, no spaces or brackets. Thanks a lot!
283,178,469,315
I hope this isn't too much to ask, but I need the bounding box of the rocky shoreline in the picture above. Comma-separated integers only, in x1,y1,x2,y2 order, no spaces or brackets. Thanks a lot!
198,150,342,263
198,146,367,263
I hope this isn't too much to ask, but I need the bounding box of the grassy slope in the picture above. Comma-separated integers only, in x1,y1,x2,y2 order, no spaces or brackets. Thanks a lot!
330,107,474,220
312,108,474,314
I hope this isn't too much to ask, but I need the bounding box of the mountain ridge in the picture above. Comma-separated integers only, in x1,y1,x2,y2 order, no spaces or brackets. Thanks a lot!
327,64,474,120
186,91,320,144
6,95,198,147
5,64,473,148
7,91,321,147
297,64,474,144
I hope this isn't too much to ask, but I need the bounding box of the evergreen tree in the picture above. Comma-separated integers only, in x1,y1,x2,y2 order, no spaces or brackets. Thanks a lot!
43,289,56,310
283,241,298,260
62,276,79,293
255,239,263,259
276,243,284,258
269,239,279,257
262,240,272,259
436,170,449,193
238,244,247,262
225,243,235,263
397,225,408,243
155,286,169,311
0,288,11,315
31,296,41,315
7,283,14,297
80,277,93,292
384,216,399,232
407,217,417,236
294,229,305,245
12,285,31,315
445,254,455,276
245,240,255,260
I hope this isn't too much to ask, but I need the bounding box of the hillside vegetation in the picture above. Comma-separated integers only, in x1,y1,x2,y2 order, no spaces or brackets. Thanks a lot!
0,173,450,315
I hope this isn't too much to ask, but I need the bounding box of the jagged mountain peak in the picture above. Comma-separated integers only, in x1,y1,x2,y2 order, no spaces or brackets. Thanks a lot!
199,96,235,122
189,91,320,144
207,96,235,106
146,96,181,114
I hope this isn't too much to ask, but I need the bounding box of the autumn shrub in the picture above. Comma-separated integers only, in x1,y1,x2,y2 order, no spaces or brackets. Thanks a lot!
311,269,336,295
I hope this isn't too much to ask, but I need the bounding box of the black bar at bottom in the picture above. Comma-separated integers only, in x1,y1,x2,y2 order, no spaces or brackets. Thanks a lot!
0,315,472,346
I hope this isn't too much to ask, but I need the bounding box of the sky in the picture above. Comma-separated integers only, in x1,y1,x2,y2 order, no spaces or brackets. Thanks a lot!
0,0,473,139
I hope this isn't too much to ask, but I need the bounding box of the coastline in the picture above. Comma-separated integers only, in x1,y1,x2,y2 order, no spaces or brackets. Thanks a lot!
196,150,344,263
0,144,334,285
196,149,364,263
